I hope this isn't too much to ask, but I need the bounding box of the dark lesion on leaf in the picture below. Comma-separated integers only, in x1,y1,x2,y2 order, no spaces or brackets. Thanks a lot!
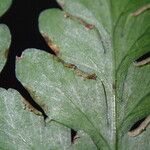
131,3,150,16
64,12,95,30
42,34,97,80
75,69,97,80
63,11,107,54
64,12,107,54
56,57,97,80
133,52,150,67
128,115,150,137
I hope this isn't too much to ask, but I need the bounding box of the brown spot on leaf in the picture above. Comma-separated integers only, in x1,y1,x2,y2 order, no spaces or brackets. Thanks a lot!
75,68,97,80
42,34,60,55
56,57,97,80
64,12,95,30
64,63,76,69
85,24,95,30
85,73,97,80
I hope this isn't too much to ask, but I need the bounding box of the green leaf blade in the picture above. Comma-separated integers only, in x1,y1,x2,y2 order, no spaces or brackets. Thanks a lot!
0,0,149,149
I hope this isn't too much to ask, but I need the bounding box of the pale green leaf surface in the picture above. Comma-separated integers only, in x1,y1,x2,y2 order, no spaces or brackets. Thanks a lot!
0,0,149,150
0,88,72,150
37,0,150,149
16,47,150,150
0,85,96,150
17,0,150,149
0,87,96,150
121,126,150,150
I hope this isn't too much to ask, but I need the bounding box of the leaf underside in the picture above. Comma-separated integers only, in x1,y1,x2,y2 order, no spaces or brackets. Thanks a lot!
0,0,150,150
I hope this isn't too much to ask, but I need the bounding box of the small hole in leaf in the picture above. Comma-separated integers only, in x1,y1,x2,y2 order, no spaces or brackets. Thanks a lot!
71,129,79,144
136,52,150,62
128,116,150,137
129,118,146,131
134,52,150,67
